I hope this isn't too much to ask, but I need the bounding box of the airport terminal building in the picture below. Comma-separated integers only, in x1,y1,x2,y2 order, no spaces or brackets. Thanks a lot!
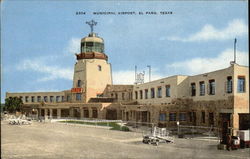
6,23,249,132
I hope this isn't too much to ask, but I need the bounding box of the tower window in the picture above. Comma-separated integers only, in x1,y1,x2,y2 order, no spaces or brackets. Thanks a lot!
76,93,82,101
226,76,233,93
237,76,245,93
77,80,81,87
98,65,102,71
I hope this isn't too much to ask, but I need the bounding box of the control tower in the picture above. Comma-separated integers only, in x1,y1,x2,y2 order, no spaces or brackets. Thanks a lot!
72,20,112,103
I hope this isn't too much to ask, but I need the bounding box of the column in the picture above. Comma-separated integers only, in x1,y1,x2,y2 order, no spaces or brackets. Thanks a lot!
45,109,48,120
89,108,93,118
147,111,150,123
69,108,73,118
121,110,124,121
232,113,239,136
50,109,53,119
80,108,84,119
57,109,61,119
97,109,101,119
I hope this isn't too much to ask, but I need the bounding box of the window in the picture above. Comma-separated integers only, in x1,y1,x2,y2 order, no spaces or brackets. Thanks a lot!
189,112,193,122
61,96,64,102
238,76,245,93
31,96,35,102
122,93,125,100
166,85,170,97
202,112,205,123
226,76,233,93
56,96,60,102
209,80,215,95
25,96,29,102
86,42,93,46
151,88,155,98
92,109,98,118
199,81,205,96
77,80,81,87
115,93,118,99
76,93,81,101
157,87,162,98
140,90,143,99
169,113,176,121
179,113,186,121
67,95,70,102
50,96,54,102
98,65,102,71
209,113,214,126
191,83,196,96
37,96,41,102
43,96,48,102
135,91,138,99
145,89,148,99
159,113,166,121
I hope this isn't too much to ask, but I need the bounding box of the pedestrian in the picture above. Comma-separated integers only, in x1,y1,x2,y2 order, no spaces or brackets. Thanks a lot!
226,133,232,151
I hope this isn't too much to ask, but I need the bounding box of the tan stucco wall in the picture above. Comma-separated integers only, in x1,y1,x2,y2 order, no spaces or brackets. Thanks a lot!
6,91,66,104
85,59,112,102
133,75,187,105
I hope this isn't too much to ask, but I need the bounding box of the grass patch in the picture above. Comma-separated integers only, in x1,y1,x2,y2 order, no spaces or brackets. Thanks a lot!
59,120,130,131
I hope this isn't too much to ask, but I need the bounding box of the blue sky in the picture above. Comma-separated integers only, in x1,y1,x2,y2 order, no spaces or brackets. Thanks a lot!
1,1,249,103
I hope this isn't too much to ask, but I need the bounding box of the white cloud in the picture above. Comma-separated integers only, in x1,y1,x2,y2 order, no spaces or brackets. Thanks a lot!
17,59,73,82
168,19,248,42
66,37,81,54
167,49,249,75
112,70,163,84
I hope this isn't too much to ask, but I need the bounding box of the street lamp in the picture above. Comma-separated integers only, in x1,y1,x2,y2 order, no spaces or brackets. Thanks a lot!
177,121,180,137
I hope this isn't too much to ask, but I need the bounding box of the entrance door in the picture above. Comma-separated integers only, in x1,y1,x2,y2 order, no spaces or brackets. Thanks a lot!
106,109,117,120
239,113,250,130
141,111,148,123
73,108,80,119
41,109,45,117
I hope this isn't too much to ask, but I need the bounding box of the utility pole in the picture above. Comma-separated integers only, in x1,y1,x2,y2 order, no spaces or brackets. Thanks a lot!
147,65,151,82
234,38,237,63
135,65,137,84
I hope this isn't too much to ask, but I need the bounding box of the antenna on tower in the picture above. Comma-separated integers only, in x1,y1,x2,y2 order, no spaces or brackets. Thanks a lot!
230,38,237,65
86,20,97,33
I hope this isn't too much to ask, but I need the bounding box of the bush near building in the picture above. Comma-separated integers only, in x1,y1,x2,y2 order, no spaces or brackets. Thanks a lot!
4,97,23,113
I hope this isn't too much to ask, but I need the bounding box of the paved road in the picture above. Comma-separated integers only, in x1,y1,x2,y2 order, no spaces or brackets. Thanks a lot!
1,121,250,159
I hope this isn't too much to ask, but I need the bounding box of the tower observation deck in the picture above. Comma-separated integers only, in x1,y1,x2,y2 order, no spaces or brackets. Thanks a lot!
76,20,108,61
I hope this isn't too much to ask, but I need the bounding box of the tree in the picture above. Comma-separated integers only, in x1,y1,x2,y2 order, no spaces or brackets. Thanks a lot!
5,97,23,113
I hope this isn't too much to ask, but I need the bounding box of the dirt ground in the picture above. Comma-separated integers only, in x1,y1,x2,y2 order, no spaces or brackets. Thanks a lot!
1,121,250,159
